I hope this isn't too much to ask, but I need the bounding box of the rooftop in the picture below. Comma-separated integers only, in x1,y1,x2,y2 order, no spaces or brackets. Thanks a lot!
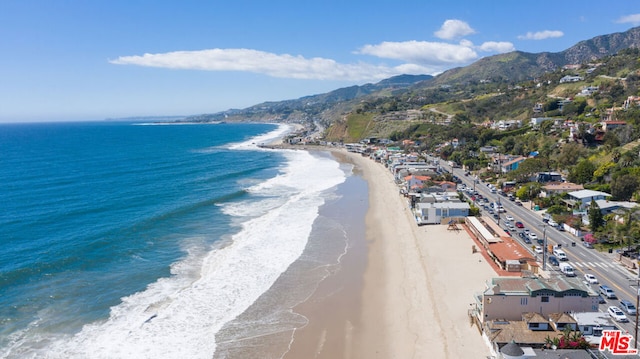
485,276,594,297
568,189,612,200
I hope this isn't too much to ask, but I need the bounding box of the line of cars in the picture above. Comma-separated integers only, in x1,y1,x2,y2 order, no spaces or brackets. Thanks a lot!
461,179,639,325
598,283,638,322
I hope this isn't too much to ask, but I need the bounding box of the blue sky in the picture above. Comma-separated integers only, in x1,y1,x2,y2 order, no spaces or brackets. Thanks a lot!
1,1,640,122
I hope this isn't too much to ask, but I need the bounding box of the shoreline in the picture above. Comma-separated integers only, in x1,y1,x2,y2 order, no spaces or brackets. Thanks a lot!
283,147,497,358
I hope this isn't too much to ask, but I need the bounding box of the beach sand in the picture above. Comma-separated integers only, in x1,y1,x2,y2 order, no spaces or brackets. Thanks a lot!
284,148,497,359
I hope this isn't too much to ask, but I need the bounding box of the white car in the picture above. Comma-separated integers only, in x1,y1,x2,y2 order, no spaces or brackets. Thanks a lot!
505,215,514,222
608,306,629,322
528,232,538,241
584,274,598,284
534,246,543,254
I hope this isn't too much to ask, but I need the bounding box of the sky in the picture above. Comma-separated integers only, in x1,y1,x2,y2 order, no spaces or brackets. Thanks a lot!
1,1,640,123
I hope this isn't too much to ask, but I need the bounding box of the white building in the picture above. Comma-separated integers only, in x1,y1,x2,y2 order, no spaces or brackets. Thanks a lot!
414,202,470,225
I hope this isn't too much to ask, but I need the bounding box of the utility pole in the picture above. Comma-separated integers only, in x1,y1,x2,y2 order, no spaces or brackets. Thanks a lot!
635,271,640,349
542,224,548,271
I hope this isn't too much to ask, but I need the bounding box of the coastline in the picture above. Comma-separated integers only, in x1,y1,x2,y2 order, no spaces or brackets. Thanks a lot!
284,147,497,358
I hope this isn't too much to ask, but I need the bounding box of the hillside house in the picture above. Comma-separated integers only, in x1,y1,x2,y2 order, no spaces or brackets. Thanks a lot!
601,120,627,132
594,199,639,216
566,189,612,210
559,75,584,83
500,156,526,173
540,182,583,198
536,172,563,183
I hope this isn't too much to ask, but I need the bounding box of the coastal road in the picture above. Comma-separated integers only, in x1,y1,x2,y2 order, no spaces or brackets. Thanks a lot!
434,158,640,333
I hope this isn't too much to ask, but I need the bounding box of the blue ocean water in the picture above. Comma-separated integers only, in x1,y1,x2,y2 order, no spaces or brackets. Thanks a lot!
0,121,347,358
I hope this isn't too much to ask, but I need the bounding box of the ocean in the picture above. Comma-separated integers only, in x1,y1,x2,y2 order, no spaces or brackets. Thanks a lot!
0,121,366,358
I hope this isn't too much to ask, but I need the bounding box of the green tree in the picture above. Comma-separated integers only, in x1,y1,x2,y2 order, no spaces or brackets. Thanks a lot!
568,159,595,184
555,142,587,168
611,173,639,201
509,158,549,182
588,199,604,233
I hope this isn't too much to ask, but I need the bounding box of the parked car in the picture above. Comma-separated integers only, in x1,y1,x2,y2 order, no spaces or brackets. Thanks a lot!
608,306,629,322
597,294,607,304
584,274,598,284
515,200,523,206
515,221,524,228
505,215,514,222
620,300,637,315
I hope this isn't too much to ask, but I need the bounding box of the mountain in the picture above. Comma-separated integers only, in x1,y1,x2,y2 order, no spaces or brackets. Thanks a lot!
433,26,640,85
185,26,640,126
184,74,432,123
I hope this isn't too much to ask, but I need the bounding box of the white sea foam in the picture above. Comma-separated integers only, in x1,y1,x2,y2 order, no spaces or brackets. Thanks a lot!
228,123,292,150
26,140,345,359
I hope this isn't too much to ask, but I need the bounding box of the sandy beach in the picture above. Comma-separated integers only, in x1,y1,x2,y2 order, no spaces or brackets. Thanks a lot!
285,148,498,359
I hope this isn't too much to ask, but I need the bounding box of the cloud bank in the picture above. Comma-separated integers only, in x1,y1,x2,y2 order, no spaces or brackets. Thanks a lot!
110,19,513,81
616,13,640,25
517,30,564,40
110,49,417,81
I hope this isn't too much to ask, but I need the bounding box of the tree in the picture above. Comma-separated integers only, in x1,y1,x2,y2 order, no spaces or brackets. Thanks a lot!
555,142,587,168
568,159,595,184
589,199,604,233
611,173,639,201
509,158,548,182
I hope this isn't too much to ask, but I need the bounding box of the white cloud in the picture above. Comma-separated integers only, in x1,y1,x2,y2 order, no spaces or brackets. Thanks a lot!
479,41,515,53
434,19,476,40
110,48,430,80
517,30,564,40
616,13,640,25
357,40,478,65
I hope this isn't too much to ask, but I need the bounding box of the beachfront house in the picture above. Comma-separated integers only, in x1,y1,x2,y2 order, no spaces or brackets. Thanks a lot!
414,202,469,225
478,276,599,323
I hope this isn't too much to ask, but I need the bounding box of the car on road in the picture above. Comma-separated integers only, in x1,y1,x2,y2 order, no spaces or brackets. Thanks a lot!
620,300,637,315
548,256,559,266
515,221,524,228
528,232,538,241
599,285,617,299
584,274,598,284
534,246,543,254
505,215,514,222
608,306,629,322
597,294,607,304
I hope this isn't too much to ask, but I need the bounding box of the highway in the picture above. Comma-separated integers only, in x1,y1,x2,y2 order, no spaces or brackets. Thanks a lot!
433,158,640,334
